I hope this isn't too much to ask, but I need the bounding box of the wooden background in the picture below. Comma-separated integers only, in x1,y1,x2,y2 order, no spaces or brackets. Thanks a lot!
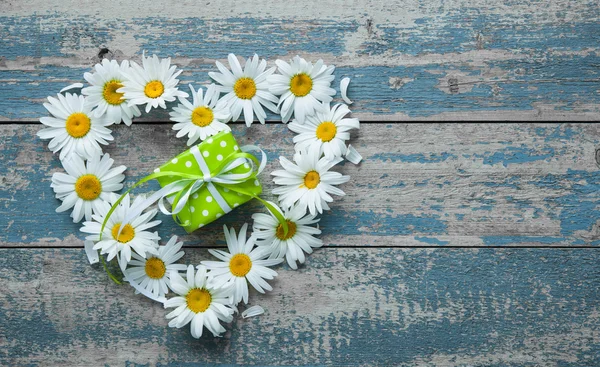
1,1,600,366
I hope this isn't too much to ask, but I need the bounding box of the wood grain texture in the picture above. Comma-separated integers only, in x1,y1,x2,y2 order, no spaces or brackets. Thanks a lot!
1,0,599,121
2,1,600,366
2,123,599,248
1,247,599,367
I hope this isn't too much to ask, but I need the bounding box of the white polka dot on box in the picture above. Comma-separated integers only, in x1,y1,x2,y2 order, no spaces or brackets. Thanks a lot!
38,52,362,339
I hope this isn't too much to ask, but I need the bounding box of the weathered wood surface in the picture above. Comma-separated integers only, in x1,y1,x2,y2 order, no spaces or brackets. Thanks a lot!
2,123,599,248
1,0,600,121
2,1,600,366
2,247,599,367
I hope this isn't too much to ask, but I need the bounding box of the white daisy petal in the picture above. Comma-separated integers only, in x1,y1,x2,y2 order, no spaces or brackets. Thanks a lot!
288,103,359,160
120,235,186,300
119,54,187,115
272,149,348,213
50,154,126,223
169,84,231,145
80,193,161,270
345,144,363,164
60,83,84,93
252,202,323,269
202,224,280,305
81,59,142,125
268,55,336,123
209,53,279,127
340,77,352,104
164,265,234,338
38,93,112,160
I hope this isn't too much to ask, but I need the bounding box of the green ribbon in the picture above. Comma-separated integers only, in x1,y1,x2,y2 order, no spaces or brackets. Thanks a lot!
98,148,289,283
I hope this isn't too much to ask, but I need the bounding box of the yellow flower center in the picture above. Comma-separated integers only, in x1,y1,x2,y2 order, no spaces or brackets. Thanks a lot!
229,253,252,277
144,80,164,98
144,257,166,279
290,73,313,97
186,288,212,313
276,220,297,240
316,121,337,142
103,80,125,105
111,223,135,243
65,112,91,138
191,106,214,127
233,77,256,100
303,170,320,189
74,174,102,201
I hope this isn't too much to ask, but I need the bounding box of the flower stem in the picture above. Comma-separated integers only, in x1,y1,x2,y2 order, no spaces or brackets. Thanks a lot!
99,254,122,285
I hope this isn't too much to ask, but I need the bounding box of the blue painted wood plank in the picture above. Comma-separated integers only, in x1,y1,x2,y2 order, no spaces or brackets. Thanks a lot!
1,9,599,120
1,123,599,247
1,247,599,366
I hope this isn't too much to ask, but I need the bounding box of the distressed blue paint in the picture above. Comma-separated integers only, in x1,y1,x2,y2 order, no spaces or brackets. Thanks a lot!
326,248,600,366
485,55,600,112
1,9,600,119
0,16,353,60
429,204,443,212
0,126,452,242
2,10,598,61
547,170,600,237
0,16,117,59
505,196,543,220
477,146,556,167
3,60,600,120
132,17,355,58
2,125,599,245
523,169,600,237
385,181,406,189
333,211,447,236
359,9,600,56
414,236,449,245
0,195,450,242
0,250,170,365
5,248,599,366
479,176,522,189
536,125,578,143
155,364,313,367
482,236,567,246
371,152,456,163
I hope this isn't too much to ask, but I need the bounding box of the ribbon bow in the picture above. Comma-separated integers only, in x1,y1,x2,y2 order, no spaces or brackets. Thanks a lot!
100,144,288,243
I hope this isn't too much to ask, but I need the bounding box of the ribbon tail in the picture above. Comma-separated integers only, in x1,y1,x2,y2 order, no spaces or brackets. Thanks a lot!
123,180,191,224
168,181,199,228
241,145,267,174
221,184,289,236
100,172,189,241
254,197,289,236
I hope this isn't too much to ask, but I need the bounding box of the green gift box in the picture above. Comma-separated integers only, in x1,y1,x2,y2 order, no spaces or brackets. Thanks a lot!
155,131,262,233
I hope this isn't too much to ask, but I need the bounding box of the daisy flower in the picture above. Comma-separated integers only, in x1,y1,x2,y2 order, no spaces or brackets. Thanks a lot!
267,55,336,124
252,204,322,270
208,53,279,127
80,193,161,271
170,84,232,145
201,224,283,305
123,235,188,299
37,93,114,160
164,265,235,338
272,148,350,216
51,153,126,223
289,103,360,160
118,53,188,113
81,59,142,125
